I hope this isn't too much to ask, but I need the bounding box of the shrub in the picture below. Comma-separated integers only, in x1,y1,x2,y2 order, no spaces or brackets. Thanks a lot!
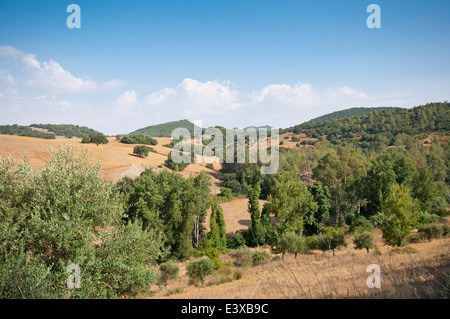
120,134,157,145
442,225,449,236
390,246,418,254
206,163,214,170
201,247,222,270
219,188,234,202
433,207,450,217
229,246,253,268
418,212,446,225
158,261,179,288
417,224,444,241
226,231,246,249
252,250,271,265
186,256,215,285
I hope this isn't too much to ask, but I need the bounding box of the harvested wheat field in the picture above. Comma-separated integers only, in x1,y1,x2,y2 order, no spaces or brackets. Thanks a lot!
204,198,268,233
0,135,222,190
148,224,450,299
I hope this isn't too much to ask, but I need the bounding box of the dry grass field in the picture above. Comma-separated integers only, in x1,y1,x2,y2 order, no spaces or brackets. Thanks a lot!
0,134,222,191
148,224,450,299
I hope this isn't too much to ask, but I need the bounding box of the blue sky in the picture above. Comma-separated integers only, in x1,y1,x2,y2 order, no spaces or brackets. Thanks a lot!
0,0,449,134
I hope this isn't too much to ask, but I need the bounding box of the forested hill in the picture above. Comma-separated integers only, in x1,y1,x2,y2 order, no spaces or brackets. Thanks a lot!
30,124,103,138
282,102,450,145
303,107,403,125
0,125,56,139
130,119,202,137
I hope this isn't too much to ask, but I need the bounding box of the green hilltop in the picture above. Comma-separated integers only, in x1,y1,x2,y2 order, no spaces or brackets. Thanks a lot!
129,119,202,137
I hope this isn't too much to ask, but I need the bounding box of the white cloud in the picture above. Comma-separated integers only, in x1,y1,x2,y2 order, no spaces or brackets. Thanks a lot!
143,78,242,115
21,53,125,94
0,46,126,95
250,82,369,109
114,90,140,116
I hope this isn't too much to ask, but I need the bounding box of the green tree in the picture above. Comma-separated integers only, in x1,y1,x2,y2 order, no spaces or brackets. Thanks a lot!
264,171,317,239
364,151,416,215
305,181,331,235
186,256,215,285
277,232,306,260
379,183,420,246
353,231,374,253
243,167,266,246
133,145,154,158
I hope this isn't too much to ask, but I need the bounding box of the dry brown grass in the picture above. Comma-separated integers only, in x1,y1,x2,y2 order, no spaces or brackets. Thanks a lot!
149,228,449,299
204,198,267,233
0,135,221,190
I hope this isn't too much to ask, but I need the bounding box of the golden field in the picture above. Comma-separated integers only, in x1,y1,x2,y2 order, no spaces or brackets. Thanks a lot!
148,225,449,299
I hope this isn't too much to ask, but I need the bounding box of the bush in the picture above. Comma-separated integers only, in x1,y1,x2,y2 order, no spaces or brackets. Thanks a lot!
433,207,450,217
390,246,418,254
417,224,444,241
226,231,246,249
418,212,446,225
158,261,179,288
252,250,271,265
219,188,234,202
442,225,449,236
120,134,157,145
201,247,222,270
229,246,253,268
186,256,215,285
206,163,214,170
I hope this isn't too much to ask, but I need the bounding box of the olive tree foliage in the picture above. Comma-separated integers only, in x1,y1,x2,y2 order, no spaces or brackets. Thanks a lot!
0,145,164,298
277,231,306,260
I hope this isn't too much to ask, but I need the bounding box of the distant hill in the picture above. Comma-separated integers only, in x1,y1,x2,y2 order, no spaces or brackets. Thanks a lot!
304,107,403,125
130,119,202,137
282,102,450,147
30,124,103,138
0,124,55,139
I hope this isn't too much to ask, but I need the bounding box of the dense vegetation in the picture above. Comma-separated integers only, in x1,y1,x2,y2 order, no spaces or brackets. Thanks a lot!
30,124,103,138
130,119,201,137
0,124,55,139
120,134,157,145
282,102,450,151
296,107,402,126
0,146,163,298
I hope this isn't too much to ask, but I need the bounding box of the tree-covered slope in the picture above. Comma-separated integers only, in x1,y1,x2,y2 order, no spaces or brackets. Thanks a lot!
303,107,403,125
30,124,103,138
283,102,449,144
130,119,202,137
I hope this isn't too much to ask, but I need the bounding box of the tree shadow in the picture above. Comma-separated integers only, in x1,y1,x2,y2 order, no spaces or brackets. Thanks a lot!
238,219,251,227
